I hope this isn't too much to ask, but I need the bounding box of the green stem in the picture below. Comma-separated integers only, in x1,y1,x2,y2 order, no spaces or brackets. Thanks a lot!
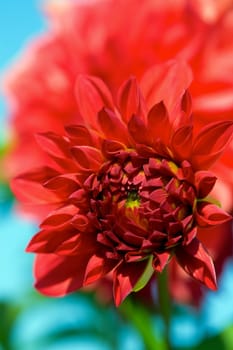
157,267,173,350
119,297,165,350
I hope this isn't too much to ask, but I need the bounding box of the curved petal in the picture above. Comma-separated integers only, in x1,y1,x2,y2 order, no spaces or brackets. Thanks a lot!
195,171,217,198
40,204,79,229
98,107,129,144
11,169,61,205
176,238,217,290
34,229,98,295
43,174,80,199
195,201,232,227
117,76,146,123
147,101,171,145
26,226,79,254
34,253,91,296
65,125,99,147
140,60,193,113
192,121,233,170
75,74,114,129
113,260,148,306
83,254,117,285
171,125,193,161
71,145,103,171
128,114,151,145
35,132,71,159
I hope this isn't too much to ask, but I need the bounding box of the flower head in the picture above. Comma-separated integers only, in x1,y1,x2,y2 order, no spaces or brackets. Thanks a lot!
12,61,232,305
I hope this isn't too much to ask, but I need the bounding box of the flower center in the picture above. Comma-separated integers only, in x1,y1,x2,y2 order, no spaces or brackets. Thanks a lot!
126,190,140,209
85,151,196,260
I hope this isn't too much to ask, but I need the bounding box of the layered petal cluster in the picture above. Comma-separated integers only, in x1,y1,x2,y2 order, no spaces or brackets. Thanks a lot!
12,62,233,306
4,1,233,212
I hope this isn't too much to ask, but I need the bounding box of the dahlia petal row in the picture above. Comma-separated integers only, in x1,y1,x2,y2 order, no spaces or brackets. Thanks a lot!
12,61,232,306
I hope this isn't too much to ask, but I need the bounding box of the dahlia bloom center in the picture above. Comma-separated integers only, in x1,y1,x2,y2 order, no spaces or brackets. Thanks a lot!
86,151,195,262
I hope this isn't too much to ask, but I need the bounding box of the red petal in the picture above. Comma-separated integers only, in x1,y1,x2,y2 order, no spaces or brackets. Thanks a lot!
83,254,116,285
147,101,171,145
26,226,79,254
128,114,150,145
65,125,98,147
71,214,89,232
196,202,232,227
71,145,103,172
140,60,192,112
181,90,192,117
102,139,126,158
11,171,60,205
40,205,78,229
171,125,193,161
34,253,91,296
192,121,233,170
117,76,146,123
35,132,71,159
98,108,129,144
153,251,170,272
176,238,217,290
43,174,80,199
33,229,97,296
75,74,114,129
113,260,148,306
195,171,217,198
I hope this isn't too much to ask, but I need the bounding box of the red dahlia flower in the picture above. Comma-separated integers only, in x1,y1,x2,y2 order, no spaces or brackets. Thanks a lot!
12,61,233,306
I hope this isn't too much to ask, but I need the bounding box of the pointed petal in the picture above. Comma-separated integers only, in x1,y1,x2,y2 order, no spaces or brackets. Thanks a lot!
43,175,80,199
181,90,192,117
98,108,129,144
171,125,193,161
153,251,170,272
34,253,91,296
195,202,232,227
140,60,192,112
65,125,98,147
83,254,116,285
128,114,150,145
11,168,60,205
195,171,217,198
34,231,97,295
192,121,233,170
113,260,148,306
40,205,78,229
117,76,146,123
35,132,71,159
75,74,114,129
71,145,103,172
102,139,126,158
71,214,90,232
26,226,79,254
147,101,171,145
176,238,217,290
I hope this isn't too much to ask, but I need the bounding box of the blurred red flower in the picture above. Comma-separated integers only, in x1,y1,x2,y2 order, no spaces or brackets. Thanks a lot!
4,0,233,212
11,61,233,306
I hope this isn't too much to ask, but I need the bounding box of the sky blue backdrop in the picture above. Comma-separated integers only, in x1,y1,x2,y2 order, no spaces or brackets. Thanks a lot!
0,0,45,141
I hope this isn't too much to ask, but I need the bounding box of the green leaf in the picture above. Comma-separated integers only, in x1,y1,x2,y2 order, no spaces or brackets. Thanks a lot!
133,255,154,292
